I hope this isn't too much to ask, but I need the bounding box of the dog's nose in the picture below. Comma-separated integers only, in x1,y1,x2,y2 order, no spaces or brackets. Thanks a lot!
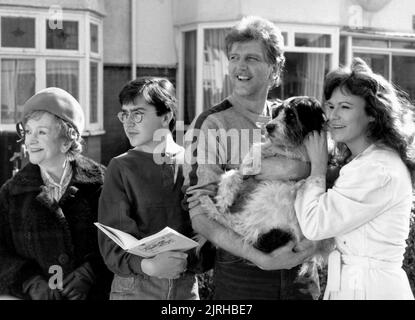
265,123,276,133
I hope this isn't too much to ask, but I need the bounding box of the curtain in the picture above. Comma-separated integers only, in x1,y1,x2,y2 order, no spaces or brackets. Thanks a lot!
203,29,231,111
90,62,98,123
1,59,35,124
304,53,328,100
46,60,79,100
184,31,196,125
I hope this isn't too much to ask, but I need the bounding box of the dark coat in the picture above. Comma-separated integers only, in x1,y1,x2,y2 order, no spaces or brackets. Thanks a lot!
0,155,112,300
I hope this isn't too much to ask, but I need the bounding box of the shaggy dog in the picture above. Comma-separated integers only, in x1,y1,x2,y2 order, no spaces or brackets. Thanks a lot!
200,96,334,278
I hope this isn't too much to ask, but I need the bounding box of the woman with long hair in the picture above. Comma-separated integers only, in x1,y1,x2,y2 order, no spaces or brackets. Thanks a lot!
295,58,415,300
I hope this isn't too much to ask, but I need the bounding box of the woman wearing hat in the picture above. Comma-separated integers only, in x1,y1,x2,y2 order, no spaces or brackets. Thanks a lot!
0,87,112,300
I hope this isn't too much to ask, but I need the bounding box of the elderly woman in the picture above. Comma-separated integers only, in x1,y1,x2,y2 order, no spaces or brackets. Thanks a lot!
0,87,112,300
295,58,415,300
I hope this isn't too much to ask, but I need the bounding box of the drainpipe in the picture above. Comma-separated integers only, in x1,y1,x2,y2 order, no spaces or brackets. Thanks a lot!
131,0,137,80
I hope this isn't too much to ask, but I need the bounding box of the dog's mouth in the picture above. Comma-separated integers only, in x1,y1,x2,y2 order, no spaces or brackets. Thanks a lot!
267,132,298,149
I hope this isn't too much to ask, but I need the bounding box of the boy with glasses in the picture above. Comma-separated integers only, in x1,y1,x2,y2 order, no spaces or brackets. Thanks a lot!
98,77,199,300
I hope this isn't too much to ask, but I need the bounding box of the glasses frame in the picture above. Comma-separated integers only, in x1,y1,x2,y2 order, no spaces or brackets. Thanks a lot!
117,110,158,124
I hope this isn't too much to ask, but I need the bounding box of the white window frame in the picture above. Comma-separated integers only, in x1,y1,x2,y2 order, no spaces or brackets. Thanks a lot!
177,21,339,122
0,8,104,135
342,32,415,84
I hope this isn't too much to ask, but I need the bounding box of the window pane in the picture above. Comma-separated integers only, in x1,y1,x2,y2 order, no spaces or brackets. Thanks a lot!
1,59,35,124
184,31,196,125
295,33,331,48
46,60,79,100
1,17,35,48
269,52,330,101
203,28,231,112
46,20,78,50
392,55,415,100
390,40,415,50
281,32,288,46
339,36,347,67
353,53,389,79
90,23,98,53
90,62,98,123
352,38,388,48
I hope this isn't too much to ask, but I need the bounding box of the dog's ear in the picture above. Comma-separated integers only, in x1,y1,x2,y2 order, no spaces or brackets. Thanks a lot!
296,97,326,135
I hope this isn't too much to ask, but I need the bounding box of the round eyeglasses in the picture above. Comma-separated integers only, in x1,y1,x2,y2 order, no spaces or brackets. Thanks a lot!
117,111,145,124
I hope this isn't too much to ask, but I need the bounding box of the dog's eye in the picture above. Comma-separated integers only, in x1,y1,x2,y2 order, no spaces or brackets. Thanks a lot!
285,112,296,122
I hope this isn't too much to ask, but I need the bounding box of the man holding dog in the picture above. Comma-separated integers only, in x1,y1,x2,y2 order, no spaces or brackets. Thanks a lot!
182,16,319,299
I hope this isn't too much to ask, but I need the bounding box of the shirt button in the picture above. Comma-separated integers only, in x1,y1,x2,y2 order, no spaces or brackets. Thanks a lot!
58,253,69,265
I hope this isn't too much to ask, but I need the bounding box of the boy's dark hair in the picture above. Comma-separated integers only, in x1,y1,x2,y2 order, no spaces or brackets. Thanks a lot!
119,77,177,132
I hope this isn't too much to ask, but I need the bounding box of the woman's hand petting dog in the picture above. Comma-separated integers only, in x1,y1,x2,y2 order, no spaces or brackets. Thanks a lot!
255,156,310,181
141,251,188,279
304,130,328,177
254,240,315,271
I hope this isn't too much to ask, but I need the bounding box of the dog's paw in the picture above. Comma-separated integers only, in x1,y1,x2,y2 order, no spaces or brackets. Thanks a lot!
240,143,262,176
216,170,243,213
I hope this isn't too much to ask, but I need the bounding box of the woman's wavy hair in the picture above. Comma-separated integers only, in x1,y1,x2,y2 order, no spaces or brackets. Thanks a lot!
225,16,285,88
118,77,177,133
22,110,83,160
324,57,415,182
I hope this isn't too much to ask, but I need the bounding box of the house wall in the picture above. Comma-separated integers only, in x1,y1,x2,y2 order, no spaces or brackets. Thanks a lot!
172,0,415,32
103,0,177,66
0,0,106,15
102,0,130,64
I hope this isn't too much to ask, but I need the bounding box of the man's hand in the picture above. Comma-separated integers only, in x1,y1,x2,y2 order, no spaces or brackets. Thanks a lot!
60,262,96,300
22,275,63,300
254,240,316,271
141,251,188,279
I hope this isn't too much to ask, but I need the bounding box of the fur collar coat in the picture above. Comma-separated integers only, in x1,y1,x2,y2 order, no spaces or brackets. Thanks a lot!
0,155,112,299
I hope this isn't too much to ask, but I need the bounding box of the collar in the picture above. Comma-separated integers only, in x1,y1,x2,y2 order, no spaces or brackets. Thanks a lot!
40,160,73,202
164,133,184,158
346,143,376,164
263,101,273,117
9,156,104,196
227,98,272,124
40,159,73,189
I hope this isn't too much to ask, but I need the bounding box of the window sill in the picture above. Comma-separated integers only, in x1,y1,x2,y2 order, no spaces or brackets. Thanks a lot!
81,129,106,137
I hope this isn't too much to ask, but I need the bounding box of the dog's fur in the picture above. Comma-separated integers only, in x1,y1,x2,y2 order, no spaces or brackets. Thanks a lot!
200,96,335,278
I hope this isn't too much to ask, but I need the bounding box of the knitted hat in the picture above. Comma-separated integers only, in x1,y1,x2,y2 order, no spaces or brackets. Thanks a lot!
22,87,85,134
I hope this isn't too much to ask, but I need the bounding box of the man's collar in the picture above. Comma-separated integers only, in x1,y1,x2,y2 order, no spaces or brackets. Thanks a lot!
164,132,183,158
